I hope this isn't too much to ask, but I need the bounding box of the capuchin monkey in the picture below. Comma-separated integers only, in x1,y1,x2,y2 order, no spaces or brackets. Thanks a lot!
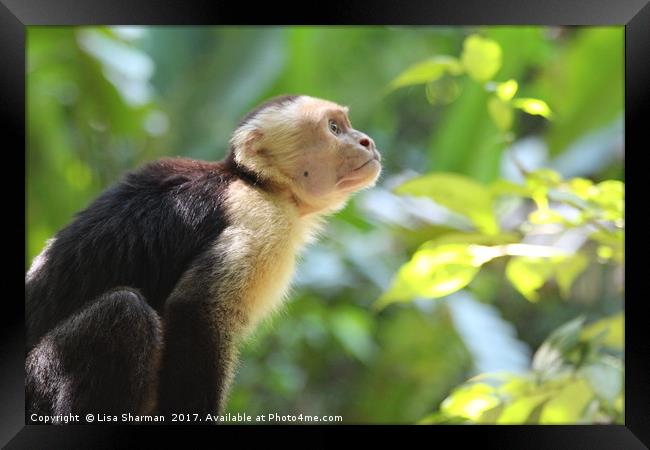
25,95,381,423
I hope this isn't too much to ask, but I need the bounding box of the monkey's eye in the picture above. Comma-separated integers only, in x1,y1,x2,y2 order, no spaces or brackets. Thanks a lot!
328,120,341,136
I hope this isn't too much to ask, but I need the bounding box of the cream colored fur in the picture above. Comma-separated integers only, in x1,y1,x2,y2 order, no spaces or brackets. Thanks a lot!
212,180,325,335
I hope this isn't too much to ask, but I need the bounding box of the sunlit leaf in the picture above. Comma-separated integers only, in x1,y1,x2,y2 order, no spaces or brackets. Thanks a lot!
487,96,513,132
434,312,622,425
564,178,623,222
590,229,624,263
461,34,502,82
497,393,552,424
595,180,623,199
592,180,624,221
396,173,499,235
496,79,518,101
388,56,463,90
528,208,565,225
539,379,593,423
590,229,624,247
555,253,589,298
476,404,504,423
440,383,500,420
567,177,598,200
512,98,553,119
597,245,614,260
424,231,520,247
490,179,532,197
581,313,623,350
499,374,533,397
505,256,555,302
375,244,483,308
526,168,562,189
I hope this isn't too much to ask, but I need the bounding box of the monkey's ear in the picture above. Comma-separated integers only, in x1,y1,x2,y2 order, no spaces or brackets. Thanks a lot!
241,129,265,155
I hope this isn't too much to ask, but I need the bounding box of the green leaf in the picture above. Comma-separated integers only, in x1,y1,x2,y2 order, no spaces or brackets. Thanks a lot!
592,180,624,221
528,208,566,225
527,168,562,189
590,229,624,247
440,382,500,420
583,359,622,403
497,393,552,424
496,79,519,101
396,173,499,235
424,231,520,247
425,77,462,105
505,256,556,302
329,307,376,363
418,412,471,425
512,98,553,119
461,34,503,82
375,244,488,308
487,96,513,132
581,313,623,350
567,177,598,201
388,56,463,90
499,374,534,397
490,179,532,197
589,229,624,263
555,253,589,298
476,404,505,423
539,378,593,423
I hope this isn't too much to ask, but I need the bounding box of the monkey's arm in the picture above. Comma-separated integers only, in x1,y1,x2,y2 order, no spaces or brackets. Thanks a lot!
156,252,237,419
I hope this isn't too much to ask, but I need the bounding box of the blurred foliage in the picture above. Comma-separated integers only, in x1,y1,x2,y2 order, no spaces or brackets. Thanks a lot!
27,26,623,424
421,314,623,424
381,32,623,424
378,167,624,307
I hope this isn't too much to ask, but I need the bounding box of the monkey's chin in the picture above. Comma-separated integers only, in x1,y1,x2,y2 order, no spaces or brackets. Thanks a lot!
336,159,381,192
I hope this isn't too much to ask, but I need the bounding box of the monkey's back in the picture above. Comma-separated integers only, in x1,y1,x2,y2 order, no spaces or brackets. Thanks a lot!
25,158,234,350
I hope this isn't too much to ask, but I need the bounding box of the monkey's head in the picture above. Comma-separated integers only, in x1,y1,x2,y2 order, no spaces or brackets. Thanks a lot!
230,95,382,215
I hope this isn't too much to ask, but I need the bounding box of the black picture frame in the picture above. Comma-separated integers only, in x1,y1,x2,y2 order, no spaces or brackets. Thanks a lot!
2,0,648,447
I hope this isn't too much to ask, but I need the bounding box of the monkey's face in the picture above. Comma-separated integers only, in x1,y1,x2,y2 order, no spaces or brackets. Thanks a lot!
232,95,382,214
293,98,382,199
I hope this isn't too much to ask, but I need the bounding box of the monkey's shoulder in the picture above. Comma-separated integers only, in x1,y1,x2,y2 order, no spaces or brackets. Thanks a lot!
123,157,231,192
27,158,235,316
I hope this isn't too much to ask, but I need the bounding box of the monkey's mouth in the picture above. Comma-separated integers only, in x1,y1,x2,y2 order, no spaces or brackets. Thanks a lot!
353,152,381,172
336,154,382,190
